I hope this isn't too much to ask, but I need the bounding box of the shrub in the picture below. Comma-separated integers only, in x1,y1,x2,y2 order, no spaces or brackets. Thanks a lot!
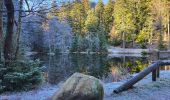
0,59,43,93
140,43,147,49
70,32,107,53
141,51,149,56
111,39,122,46
159,44,167,51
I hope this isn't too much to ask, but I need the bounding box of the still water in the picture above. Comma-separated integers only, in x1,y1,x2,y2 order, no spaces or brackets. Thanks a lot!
30,53,170,84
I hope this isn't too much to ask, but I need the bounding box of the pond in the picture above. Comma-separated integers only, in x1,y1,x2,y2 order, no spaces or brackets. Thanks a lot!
30,53,170,85
1,53,170,93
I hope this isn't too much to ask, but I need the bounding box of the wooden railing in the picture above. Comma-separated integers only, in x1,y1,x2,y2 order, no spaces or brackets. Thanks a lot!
113,60,170,93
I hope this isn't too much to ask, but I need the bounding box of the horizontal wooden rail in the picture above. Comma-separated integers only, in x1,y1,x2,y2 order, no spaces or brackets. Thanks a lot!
113,60,170,93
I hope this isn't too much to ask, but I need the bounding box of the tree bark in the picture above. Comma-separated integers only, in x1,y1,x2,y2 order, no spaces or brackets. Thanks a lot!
158,16,163,50
168,15,170,50
4,0,14,64
0,0,3,61
15,0,23,60
122,32,125,48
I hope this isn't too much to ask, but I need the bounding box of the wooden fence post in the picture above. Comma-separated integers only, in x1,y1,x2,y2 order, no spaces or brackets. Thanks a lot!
152,69,157,81
157,67,160,78
157,51,160,60
113,60,170,93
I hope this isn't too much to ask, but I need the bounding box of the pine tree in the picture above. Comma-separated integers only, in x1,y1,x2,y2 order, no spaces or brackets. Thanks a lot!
85,9,107,52
149,0,168,50
103,0,114,39
95,0,104,29
114,0,135,48
132,0,151,47
82,0,91,33
48,0,58,18
85,9,98,32
82,0,90,14
57,3,69,21
113,0,151,48
69,1,87,35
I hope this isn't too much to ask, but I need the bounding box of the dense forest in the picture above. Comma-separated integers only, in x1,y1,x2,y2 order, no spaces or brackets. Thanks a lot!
0,0,170,93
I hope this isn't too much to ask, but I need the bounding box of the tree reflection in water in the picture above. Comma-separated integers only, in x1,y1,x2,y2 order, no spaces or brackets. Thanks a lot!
32,53,151,84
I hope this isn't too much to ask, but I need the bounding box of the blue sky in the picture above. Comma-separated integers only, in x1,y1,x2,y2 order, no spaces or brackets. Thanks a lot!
24,0,109,10
90,0,108,4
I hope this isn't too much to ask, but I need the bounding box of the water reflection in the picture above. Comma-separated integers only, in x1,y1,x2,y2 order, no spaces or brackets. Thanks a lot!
32,53,151,84
161,65,170,70
103,57,149,82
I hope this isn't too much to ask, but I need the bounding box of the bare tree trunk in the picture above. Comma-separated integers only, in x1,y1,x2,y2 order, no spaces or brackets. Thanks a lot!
122,32,125,48
15,0,23,60
121,16,125,49
0,0,3,61
168,15,170,50
4,0,14,64
132,35,135,48
158,17,163,50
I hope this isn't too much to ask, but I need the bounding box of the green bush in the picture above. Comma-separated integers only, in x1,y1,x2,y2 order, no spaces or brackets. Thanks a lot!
0,59,43,92
159,44,167,51
111,39,122,46
70,32,107,53
140,43,147,49
141,51,149,56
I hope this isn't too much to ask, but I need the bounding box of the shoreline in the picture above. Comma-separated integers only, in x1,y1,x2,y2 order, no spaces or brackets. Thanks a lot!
1,70,170,100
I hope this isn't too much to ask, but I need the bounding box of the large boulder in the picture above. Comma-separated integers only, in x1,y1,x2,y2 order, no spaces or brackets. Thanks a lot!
52,73,104,100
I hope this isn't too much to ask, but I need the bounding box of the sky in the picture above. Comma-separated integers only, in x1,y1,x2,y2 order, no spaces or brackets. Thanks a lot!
90,0,108,4
23,0,109,10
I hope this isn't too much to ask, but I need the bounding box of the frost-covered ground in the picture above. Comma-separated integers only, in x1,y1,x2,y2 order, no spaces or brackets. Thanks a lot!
104,70,170,100
0,84,58,100
108,46,150,54
1,71,170,100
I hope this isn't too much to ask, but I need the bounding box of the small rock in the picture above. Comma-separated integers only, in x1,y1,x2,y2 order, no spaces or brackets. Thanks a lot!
52,73,104,100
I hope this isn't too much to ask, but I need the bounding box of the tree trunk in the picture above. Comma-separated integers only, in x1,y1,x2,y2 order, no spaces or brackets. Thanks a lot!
168,15,170,50
158,17,163,50
122,32,125,48
4,0,14,64
0,0,3,61
15,0,23,60
149,30,153,52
